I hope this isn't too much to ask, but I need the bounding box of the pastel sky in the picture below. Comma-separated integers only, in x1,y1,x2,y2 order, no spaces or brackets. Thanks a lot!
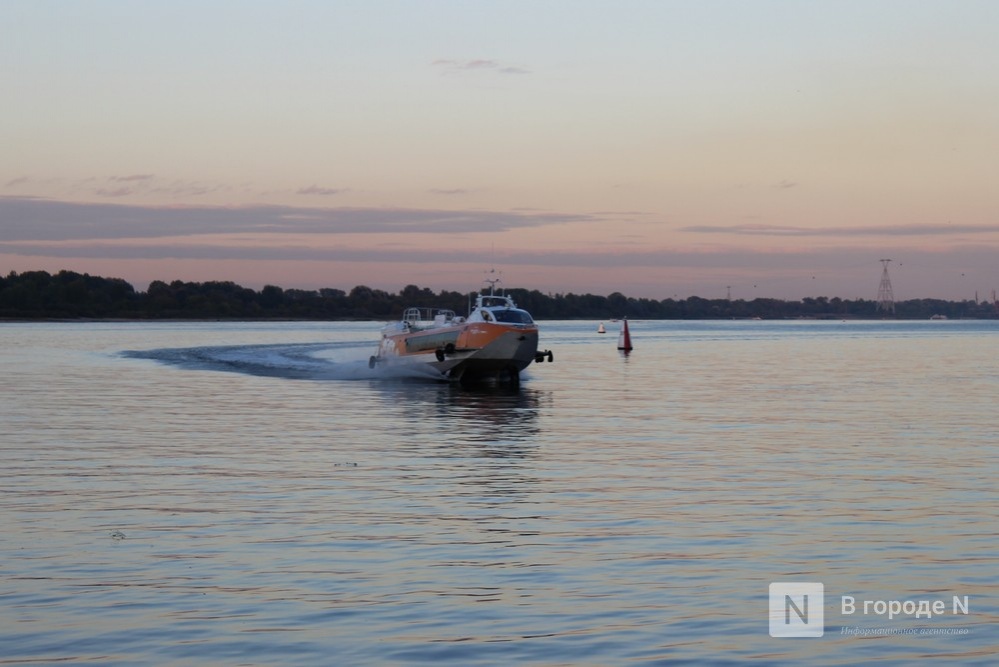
3,1,999,300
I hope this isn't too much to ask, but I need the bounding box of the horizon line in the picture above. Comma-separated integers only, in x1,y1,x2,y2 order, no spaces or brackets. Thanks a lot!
4,267,995,305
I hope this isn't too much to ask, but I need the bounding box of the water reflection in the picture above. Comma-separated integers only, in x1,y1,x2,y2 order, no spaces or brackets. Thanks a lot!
7,321,997,666
371,381,548,458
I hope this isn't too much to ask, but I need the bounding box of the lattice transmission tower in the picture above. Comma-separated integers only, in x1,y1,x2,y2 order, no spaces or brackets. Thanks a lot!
876,259,895,315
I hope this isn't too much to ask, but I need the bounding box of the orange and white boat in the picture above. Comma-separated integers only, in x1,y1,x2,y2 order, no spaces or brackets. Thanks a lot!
369,278,553,385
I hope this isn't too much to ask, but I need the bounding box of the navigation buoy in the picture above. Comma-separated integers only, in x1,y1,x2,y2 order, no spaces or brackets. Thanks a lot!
617,317,633,351
597,322,606,334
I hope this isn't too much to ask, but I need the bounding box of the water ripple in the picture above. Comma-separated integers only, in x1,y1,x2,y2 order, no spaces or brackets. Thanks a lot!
1,321,997,665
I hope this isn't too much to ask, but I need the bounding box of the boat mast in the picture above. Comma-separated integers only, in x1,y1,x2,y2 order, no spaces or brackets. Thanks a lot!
483,268,502,296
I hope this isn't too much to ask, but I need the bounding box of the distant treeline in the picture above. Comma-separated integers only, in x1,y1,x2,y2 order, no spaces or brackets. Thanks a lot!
2,269,997,320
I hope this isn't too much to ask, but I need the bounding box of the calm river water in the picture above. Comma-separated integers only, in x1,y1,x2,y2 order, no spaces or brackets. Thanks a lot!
1,320,997,665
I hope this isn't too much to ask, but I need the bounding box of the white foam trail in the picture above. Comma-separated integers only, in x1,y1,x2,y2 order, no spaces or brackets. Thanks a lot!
124,342,451,383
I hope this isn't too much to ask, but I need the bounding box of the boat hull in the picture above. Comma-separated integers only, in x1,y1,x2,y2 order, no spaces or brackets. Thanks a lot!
378,322,539,382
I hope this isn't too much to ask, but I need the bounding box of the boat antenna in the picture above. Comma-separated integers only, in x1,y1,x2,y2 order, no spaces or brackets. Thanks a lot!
483,268,502,296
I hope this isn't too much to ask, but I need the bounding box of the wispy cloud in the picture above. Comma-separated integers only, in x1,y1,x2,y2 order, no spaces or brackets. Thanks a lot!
681,222,999,237
432,58,530,75
110,174,155,182
0,196,592,242
67,174,226,198
150,181,226,197
95,186,135,198
5,176,30,188
429,188,468,196
95,174,157,196
297,185,347,196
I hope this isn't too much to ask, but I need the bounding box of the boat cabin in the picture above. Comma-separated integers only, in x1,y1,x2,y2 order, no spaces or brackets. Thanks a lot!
469,294,534,325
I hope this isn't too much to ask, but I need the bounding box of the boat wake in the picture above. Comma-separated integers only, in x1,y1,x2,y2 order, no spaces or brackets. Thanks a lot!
122,341,453,382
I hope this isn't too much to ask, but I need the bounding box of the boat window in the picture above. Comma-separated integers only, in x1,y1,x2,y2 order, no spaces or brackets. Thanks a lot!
491,309,533,324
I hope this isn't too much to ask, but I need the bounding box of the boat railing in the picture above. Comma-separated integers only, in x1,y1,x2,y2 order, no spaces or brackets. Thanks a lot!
477,294,517,309
403,307,457,328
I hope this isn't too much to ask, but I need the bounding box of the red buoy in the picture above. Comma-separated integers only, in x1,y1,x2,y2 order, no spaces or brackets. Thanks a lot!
617,317,633,351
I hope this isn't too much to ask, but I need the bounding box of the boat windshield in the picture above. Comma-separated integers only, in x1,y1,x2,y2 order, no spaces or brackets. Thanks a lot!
491,308,534,324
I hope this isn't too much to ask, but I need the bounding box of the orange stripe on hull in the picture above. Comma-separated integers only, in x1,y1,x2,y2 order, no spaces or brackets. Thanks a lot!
384,322,535,358
457,323,534,351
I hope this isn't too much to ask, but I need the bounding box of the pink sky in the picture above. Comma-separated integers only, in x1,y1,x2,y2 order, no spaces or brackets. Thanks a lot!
3,2,998,301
